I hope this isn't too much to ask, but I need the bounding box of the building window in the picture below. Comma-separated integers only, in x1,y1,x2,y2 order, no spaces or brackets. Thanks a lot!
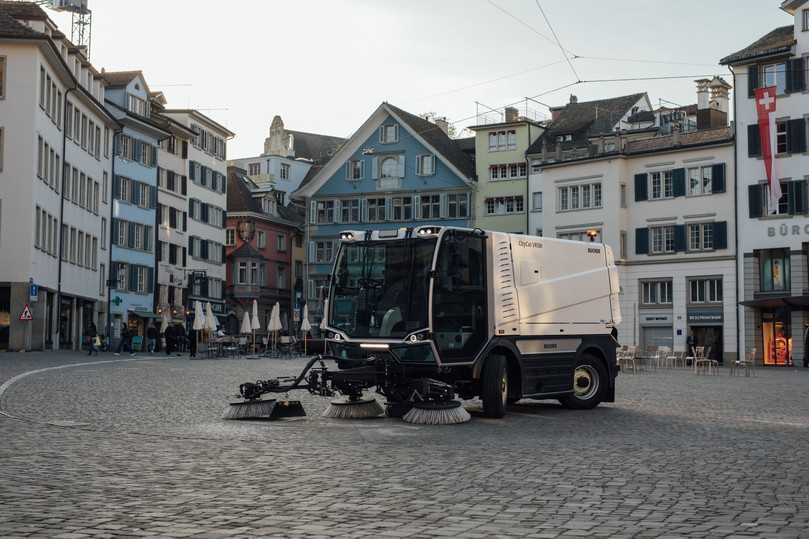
620,231,627,258
277,234,286,252
558,183,601,211
488,130,517,152
558,229,601,242
348,160,362,180
225,228,235,246
277,264,287,289
367,198,386,222
280,163,290,180
641,280,673,305
688,166,713,196
380,124,398,144
248,162,260,175
763,62,787,95
446,193,468,219
417,154,435,176
0,56,5,99
380,156,400,179
315,240,334,264
650,171,673,199
257,230,266,249
650,226,675,254
485,196,524,215
776,121,788,155
391,196,413,221
316,200,335,224
127,93,149,116
688,223,714,252
238,262,247,284
689,278,722,304
419,194,441,220
532,192,543,212
340,199,360,223
804,8,809,31
760,249,790,292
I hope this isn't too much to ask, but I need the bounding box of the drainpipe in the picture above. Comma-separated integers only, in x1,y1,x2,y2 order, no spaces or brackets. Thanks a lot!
730,65,741,363
56,86,77,350
106,128,121,344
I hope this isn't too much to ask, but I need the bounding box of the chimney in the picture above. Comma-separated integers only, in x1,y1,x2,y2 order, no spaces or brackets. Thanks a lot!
695,79,710,110
434,116,450,135
504,107,519,122
549,106,564,122
695,77,730,130
569,94,578,104
709,76,730,114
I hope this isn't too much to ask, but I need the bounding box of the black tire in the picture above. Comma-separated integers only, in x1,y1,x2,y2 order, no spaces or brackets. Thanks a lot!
559,353,607,410
481,354,508,418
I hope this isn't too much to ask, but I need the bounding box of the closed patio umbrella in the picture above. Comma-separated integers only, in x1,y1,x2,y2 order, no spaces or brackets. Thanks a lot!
193,301,205,331
268,302,282,354
205,302,218,332
300,304,311,356
251,299,261,354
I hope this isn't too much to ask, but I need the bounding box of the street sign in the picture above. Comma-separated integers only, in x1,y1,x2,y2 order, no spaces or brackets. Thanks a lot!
29,283,39,302
112,296,122,306
19,304,33,321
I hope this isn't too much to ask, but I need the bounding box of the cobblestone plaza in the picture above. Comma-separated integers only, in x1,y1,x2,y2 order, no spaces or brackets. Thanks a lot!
1,354,808,538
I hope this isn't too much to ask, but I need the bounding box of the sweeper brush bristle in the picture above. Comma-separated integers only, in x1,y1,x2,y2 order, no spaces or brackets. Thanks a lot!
322,397,384,419
222,399,278,420
402,401,471,425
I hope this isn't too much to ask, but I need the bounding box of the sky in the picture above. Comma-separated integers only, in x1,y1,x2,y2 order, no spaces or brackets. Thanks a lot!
48,0,791,158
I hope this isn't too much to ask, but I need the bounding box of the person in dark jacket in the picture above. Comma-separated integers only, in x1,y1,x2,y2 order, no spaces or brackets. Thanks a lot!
86,322,98,356
188,326,197,358
115,322,132,356
146,323,158,354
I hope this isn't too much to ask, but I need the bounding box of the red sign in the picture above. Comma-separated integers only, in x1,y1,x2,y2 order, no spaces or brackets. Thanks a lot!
19,304,33,321
754,86,781,212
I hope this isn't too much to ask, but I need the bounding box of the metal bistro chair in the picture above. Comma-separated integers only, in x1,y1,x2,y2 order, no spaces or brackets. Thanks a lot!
618,348,638,374
221,336,240,359
693,346,716,375
731,347,757,377
671,350,687,369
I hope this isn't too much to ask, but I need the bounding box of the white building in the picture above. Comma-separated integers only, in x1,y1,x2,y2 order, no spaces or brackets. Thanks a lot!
0,3,117,351
528,84,737,362
151,94,194,325
721,0,809,367
229,115,344,203
161,110,233,319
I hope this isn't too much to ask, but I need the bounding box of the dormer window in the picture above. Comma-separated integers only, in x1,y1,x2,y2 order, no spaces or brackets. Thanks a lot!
127,93,149,117
380,124,398,144
262,196,276,215
762,62,787,95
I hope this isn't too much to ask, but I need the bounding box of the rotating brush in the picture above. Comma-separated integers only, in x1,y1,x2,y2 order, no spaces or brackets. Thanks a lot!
322,395,384,419
402,400,471,425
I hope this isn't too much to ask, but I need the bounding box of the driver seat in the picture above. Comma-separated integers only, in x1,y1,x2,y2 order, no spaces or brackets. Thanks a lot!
379,307,403,337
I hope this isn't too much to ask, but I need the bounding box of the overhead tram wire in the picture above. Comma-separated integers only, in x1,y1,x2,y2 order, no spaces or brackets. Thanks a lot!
486,0,576,57
534,0,580,83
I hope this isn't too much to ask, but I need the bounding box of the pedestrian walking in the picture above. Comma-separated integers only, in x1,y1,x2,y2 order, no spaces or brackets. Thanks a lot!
146,323,158,354
115,322,133,356
188,325,197,358
85,322,99,356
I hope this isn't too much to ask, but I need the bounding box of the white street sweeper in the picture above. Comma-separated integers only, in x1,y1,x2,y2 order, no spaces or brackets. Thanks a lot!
224,225,621,425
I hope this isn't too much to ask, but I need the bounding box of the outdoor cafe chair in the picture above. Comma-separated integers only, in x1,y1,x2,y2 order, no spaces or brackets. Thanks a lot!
731,347,757,377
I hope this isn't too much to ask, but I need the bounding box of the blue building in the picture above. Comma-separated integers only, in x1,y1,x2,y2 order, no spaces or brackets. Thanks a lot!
102,71,170,340
292,103,476,325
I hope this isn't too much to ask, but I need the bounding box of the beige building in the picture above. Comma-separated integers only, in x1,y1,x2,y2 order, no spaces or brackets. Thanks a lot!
469,108,543,233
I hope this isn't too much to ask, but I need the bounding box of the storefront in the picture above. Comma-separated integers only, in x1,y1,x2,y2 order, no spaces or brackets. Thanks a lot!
740,296,809,367
687,308,724,363
0,285,10,351
639,312,673,351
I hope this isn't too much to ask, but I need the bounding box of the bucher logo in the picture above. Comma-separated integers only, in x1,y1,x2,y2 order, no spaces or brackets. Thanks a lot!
587,247,601,254
518,240,543,249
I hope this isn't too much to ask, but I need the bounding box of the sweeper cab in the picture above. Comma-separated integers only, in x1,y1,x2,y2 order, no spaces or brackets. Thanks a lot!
224,226,621,424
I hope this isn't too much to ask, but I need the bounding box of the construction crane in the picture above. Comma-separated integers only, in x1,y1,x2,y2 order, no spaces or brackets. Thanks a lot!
16,0,93,58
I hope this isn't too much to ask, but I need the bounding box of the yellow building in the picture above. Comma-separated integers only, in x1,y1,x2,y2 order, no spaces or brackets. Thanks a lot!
469,108,544,233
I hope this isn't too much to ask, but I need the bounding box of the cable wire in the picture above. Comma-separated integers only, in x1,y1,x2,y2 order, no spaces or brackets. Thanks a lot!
486,0,576,57
534,0,580,82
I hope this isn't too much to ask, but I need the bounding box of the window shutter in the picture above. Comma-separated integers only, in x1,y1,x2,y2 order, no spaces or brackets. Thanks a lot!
378,126,384,143
371,157,378,180
188,237,195,257
128,265,137,292
127,222,135,248
414,195,421,218
310,200,317,224
181,176,187,195
635,228,649,255
150,186,157,208
748,64,758,98
112,175,121,199
181,140,188,159
748,124,761,157
394,125,399,142
345,161,351,180
794,179,807,215
748,184,763,218
793,58,806,92
131,181,140,205
189,161,196,181
431,155,436,176
182,211,187,232
201,239,209,260
182,247,187,267
169,207,177,229
674,225,687,252
714,221,728,250
334,200,342,224
156,241,163,262
147,268,154,293
111,219,119,245
416,156,422,175
397,155,405,178
309,241,316,263
788,118,807,154
672,168,686,197
711,163,726,193
634,173,648,201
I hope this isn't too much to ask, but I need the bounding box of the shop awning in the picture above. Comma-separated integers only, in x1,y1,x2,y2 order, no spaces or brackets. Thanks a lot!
127,309,161,319
739,294,809,311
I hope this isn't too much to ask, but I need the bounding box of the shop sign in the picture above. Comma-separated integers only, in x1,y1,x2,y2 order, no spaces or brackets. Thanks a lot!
29,279,38,302
212,303,225,314
687,310,723,323
640,313,672,326
768,223,809,237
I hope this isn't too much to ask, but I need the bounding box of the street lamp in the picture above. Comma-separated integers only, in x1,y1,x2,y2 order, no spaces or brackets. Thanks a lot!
586,229,599,242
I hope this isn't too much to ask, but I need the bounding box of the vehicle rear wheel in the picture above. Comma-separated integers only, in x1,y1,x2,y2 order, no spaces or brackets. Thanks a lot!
559,353,607,410
481,354,508,418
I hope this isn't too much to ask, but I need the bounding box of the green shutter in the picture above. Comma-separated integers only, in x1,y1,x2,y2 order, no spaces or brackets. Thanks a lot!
748,124,761,157
748,184,763,218
748,65,758,98
711,163,726,193
714,222,728,250
674,225,686,252
672,168,686,197
788,118,806,154
634,173,648,201
635,228,649,255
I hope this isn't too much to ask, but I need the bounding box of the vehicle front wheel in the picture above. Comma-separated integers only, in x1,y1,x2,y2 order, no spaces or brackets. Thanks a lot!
559,354,607,410
481,354,508,418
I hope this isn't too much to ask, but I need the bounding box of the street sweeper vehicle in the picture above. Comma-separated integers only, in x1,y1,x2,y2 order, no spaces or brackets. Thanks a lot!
224,225,621,425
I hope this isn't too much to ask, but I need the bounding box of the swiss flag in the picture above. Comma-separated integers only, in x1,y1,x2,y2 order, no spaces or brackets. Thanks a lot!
754,86,781,213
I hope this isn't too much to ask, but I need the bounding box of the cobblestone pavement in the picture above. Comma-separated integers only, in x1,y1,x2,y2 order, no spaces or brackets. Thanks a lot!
1,352,809,538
